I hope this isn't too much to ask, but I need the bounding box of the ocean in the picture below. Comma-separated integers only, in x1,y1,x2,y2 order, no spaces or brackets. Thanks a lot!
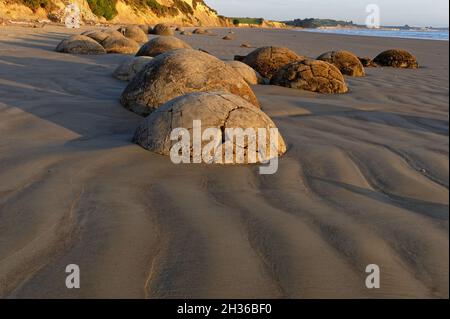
298,28,449,41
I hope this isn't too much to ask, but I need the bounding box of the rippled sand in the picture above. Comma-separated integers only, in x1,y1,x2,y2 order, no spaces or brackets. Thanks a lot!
0,25,448,298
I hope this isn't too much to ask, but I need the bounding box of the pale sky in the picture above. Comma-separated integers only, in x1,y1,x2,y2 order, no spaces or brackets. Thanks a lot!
205,0,449,27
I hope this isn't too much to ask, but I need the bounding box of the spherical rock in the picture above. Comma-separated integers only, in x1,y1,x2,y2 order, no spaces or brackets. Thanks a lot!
84,31,109,44
55,35,106,55
133,91,287,164
136,36,192,57
226,61,266,85
193,28,209,35
118,25,148,43
120,49,260,116
373,49,419,68
152,23,174,36
113,56,153,81
317,50,365,77
243,46,303,79
101,34,140,54
102,29,124,37
271,59,348,94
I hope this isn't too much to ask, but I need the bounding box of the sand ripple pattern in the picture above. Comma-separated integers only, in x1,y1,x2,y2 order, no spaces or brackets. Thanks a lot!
0,27,448,298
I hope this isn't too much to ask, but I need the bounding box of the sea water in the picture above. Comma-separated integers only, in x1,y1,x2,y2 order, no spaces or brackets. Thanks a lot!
298,28,449,41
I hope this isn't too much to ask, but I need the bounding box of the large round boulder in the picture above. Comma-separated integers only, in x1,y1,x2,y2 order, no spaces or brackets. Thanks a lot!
102,29,124,37
226,61,266,85
55,35,106,55
193,28,209,35
133,91,287,164
317,50,365,77
118,25,148,43
242,46,303,79
373,49,419,68
152,23,174,36
120,49,260,116
84,31,109,44
271,59,348,94
135,36,192,57
101,34,140,54
113,56,153,81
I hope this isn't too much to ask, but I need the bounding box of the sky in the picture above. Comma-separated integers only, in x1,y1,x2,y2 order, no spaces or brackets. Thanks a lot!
205,0,449,27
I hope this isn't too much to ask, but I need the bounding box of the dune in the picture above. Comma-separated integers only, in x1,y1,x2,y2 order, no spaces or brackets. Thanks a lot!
0,25,448,298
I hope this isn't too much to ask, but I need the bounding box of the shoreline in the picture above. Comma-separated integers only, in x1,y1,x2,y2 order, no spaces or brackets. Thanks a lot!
295,27,449,41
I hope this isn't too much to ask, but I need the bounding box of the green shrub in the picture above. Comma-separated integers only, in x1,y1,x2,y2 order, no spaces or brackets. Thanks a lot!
87,0,118,20
232,17,264,25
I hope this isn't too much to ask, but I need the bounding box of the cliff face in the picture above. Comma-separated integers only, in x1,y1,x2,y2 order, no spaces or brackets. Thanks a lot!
0,0,231,26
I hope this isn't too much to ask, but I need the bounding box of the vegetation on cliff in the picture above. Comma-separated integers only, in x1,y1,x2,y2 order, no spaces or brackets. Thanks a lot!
87,0,118,20
284,18,356,28
231,17,264,26
15,0,218,21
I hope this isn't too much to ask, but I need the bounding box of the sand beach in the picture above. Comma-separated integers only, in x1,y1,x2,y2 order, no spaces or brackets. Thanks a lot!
0,25,448,298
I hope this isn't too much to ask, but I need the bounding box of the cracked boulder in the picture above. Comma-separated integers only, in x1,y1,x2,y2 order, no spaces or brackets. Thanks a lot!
136,36,192,57
317,50,365,77
113,56,153,81
120,49,260,116
374,49,419,68
242,46,304,79
118,25,149,43
56,35,106,55
226,61,266,85
271,59,348,94
133,91,287,164
152,23,174,36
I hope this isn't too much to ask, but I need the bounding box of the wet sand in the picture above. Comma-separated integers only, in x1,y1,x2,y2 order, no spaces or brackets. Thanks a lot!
0,25,448,298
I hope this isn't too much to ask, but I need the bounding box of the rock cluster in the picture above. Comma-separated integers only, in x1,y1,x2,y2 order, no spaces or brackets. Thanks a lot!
120,49,260,116
55,35,106,55
58,29,140,55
